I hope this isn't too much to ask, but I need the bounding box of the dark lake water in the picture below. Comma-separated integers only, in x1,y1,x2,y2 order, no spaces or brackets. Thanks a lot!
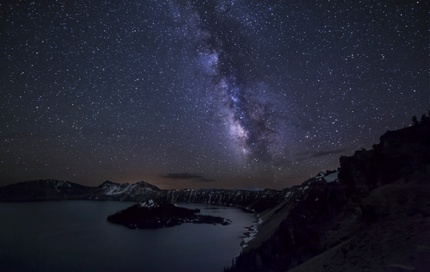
0,201,255,272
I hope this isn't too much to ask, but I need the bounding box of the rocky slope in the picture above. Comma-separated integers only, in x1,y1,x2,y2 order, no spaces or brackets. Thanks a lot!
289,172,430,272
224,119,430,272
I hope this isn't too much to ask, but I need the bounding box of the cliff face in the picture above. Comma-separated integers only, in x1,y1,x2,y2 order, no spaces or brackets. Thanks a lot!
339,122,430,193
166,189,285,213
225,121,430,272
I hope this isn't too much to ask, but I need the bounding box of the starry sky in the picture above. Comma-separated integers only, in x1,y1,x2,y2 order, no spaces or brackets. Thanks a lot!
0,0,428,189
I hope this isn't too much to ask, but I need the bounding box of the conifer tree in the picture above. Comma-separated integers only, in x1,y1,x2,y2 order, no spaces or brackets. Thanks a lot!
412,115,418,125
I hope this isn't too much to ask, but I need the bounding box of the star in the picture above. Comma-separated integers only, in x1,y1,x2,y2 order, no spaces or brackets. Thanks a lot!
0,0,427,189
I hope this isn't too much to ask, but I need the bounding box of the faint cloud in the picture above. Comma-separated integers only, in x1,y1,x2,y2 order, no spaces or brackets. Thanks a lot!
297,148,348,161
160,173,215,182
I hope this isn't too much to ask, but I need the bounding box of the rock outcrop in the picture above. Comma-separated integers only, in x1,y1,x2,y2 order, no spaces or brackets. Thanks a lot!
339,122,430,192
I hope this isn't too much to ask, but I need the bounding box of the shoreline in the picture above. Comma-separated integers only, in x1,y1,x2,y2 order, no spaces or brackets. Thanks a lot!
239,215,261,249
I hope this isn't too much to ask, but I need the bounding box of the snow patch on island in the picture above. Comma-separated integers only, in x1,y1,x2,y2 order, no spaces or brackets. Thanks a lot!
139,199,157,208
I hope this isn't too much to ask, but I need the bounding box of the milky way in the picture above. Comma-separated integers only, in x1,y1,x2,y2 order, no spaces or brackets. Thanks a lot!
169,1,292,176
0,0,428,188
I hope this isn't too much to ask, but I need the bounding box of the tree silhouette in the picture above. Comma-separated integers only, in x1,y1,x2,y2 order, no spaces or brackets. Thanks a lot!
412,115,418,126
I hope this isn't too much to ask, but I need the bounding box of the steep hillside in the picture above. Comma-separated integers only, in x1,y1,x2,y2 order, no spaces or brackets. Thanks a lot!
225,119,430,272
289,171,430,272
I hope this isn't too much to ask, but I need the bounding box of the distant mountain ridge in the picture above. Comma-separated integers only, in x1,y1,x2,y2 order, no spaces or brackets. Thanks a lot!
0,173,343,215
0,179,92,201
0,179,162,202
0,176,300,213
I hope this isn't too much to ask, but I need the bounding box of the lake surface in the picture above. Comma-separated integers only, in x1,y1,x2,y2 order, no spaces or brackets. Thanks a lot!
0,201,255,272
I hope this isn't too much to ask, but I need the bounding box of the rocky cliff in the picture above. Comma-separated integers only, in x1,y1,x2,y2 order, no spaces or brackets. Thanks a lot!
166,188,285,213
224,119,430,271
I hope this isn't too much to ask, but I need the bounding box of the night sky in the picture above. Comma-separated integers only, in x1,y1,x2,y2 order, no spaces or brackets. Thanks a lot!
1,0,428,189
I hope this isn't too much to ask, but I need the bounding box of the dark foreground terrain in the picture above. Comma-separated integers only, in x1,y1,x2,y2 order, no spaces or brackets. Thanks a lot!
224,116,430,271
